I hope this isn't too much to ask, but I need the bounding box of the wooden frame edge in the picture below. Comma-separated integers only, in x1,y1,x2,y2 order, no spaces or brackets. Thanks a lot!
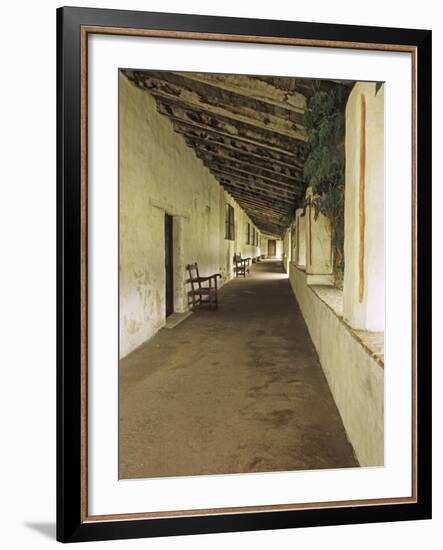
81,24,417,53
79,25,419,523
56,8,431,541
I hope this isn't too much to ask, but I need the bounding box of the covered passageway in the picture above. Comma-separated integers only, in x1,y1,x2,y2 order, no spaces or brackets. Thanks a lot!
119,70,384,477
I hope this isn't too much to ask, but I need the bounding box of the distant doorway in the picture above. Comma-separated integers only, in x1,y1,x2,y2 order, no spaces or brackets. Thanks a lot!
268,239,276,257
165,214,174,317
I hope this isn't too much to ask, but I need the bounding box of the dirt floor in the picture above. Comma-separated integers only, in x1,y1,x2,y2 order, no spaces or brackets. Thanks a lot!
119,260,358,479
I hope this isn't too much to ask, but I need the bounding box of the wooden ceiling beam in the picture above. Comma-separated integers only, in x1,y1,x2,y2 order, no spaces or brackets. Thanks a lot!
155,99,306,155
172,120,306,164
229,200,289,220
215,176,297,208
129,71,306,139
232,210,288,230
224,184,294,215
249,222,282,235
254,76,317,98
209,168,300,201
195,150,302,189
242,213,286,234
229,199,288,220
184,135,304,174
227,191,290,215
175,72,308,113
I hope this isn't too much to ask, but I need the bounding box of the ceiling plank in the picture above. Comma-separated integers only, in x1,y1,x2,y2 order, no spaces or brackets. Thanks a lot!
254,76,317,98
129,71,306,139
175,72,308,113
172,120,306,165
195,150,302,189
213,176,298,207
121,69,321,237
209,168,300,200
155,99,306,155
226,191,290,214
229,207,288,225
184,135,303,174
227,197,290,219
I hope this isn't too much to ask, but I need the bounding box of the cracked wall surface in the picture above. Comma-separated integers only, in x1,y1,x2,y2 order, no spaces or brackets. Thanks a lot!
120,73,261,357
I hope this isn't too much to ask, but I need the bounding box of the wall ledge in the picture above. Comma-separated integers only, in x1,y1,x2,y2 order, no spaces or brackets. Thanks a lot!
310,283,384,368
289,262,384,466
290,263,384,368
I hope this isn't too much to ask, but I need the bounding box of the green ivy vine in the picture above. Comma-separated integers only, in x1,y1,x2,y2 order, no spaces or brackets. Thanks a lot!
302,82,349,288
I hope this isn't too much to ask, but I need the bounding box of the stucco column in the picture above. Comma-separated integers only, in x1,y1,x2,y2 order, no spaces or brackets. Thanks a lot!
172,215,187,312
282,227,291,272
295,208,307,268
305,188,334,285
343,82,384,331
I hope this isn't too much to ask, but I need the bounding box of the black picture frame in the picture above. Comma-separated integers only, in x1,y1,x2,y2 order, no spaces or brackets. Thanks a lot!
57,6,432,543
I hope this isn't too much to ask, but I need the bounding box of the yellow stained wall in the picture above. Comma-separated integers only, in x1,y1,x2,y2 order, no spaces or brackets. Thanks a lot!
119,73,260,358
343,82,385,330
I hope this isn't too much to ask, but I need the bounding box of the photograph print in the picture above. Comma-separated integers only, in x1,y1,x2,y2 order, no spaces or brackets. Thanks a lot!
118,69,384,480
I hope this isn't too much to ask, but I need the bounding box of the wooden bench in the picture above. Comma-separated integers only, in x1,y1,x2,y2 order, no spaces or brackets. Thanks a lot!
186,263,221,310
233,254,250,277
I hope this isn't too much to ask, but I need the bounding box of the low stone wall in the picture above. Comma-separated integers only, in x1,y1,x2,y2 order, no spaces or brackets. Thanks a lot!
289,262,384,467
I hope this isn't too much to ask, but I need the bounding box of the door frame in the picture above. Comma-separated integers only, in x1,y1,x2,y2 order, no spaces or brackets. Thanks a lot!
164,213,174,317
268,239,277,257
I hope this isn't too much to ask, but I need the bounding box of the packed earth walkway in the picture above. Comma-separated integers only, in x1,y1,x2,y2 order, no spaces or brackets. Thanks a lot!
119,260,358,479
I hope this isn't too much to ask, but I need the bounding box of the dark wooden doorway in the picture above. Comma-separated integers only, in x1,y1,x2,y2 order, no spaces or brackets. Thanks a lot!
268,239,276,257
165,214,174,318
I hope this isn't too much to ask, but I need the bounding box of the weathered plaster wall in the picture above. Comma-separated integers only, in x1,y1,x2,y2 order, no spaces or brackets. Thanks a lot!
260,236,269,257
282,228,292,272
120,73,260,357
343,82,385,331
304,188,334,285
289,263,384,466
295,209,306,267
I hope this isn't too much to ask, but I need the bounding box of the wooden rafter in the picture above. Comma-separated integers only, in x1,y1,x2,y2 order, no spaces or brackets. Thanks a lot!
174,121,306,166
175,72,309,113
122,69,349,235
130,71,306,139
184,135,303,175
155,99,305,154
213,172,298,203
195,150,302,189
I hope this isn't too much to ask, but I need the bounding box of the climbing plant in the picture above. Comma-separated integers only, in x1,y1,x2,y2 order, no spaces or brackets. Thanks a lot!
303,82,348,288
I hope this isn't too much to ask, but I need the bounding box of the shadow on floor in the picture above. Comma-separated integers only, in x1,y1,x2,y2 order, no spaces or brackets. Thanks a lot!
119,259,358,479
24,522,56,540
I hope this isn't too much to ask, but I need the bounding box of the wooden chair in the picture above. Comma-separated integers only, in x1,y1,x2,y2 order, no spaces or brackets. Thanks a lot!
233,253,250,277
186,263,221,310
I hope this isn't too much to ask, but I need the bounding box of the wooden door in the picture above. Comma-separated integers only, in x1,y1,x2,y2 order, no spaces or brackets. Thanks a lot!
268,239,276,257
164,214,174,317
